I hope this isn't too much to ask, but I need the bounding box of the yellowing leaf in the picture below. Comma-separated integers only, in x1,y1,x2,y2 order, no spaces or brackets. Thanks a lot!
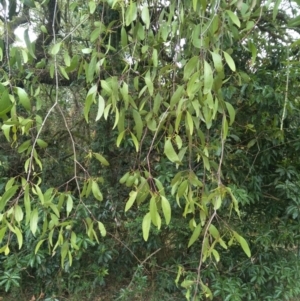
14,205,24,222
66,195,73,217
96,95,105,121
30,208,39,236
92,181,103,201
142,212,151,241
125,190,137,212
93,153,109,166
209,224,220,239
98,221,106,237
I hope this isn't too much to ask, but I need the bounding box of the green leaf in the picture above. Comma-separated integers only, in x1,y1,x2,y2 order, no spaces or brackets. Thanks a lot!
132,109,143,140
210,51,223,73
125,190,137,212
141,6,150,29
188,223,202,247
273,0,282,20
63,52,71,66
185,111,194,136
223,51,236,72
125,2,137,26
203,60,213,94
84,93,95,123
18,140,31,153
24,185,31,225
59,66,70,80
30,209,39,236
152,48,158,67
92,181,103,201
98,221,106,237
16,88,31,111
14,205,24,223
161,196,171,225
222,116,228,140
142,212,151,241
51,42,61,55
36,139,48,148
93,153,109,166
150,196,158,226
130,132,139,152
164,138,180,163
145,71,154,96
24,29,36,58
184,56,198,80
209,224,220,239
66,195,73,217
233,231,251,257
170,85,184,109
0,185,19,211
14,226,23,249
35,239,46,254
89,0,96,14
0,88,12,116
225,102,235,125
121,27,128,48
96,95,105,121
226,10,241,28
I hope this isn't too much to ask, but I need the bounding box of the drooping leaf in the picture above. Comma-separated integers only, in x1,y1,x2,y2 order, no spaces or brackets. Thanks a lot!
16,87,31,111
188,223,202,247
226,10,241,28
142,212,151,241
141,6,150,29
30,209,39,236
223,51,236,72
233,231,251,257
161,196,171,225
203,60,213,94
164,138,180,163
125,190,137,212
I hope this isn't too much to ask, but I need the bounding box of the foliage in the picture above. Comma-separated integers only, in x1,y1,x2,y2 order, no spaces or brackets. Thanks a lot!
1,0,300,300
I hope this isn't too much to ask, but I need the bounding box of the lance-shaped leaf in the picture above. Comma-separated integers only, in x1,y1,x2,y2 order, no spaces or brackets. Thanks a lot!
93,153,109,166
226,10,240,28
125,190,137,212
203,60,213,94
161,196,171,225
233,231,251,257
30,209,39,236
188,223,202,247
223,51,236,72
164,138,180,163
142,212,151,241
